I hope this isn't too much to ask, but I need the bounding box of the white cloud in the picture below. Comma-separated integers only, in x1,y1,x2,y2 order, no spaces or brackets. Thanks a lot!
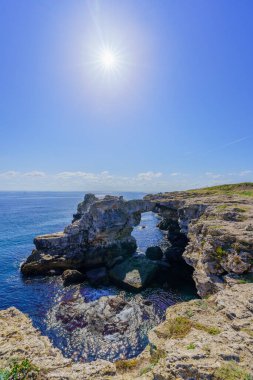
239,170,252,176
205,172,223,179
137,171,162,181
170,172,181,176
23,171,46,177
0,171,19,178
56,171,114,181
0,168,252,191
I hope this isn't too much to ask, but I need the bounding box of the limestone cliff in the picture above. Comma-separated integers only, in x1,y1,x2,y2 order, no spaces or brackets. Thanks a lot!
21,194,152,275
21,184,253,297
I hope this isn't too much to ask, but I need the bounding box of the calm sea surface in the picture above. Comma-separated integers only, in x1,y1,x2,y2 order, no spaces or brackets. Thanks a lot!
0,191,196,361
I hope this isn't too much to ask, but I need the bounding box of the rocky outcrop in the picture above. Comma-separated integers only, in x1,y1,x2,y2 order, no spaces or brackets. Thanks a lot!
62,269,86,286
1,283,252,379
108,256,160,291
145,189,253,297
145,246,163,260
115,283,253,379
0,307,117,380
21,194,153,276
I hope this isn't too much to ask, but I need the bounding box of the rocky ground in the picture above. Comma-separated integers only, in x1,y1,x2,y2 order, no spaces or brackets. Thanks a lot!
0,283,252,379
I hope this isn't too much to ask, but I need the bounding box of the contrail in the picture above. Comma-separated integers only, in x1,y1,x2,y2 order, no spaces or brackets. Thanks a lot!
185,136,250,157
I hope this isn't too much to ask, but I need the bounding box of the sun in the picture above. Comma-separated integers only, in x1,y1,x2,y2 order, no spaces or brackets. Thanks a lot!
99,48,120,72
101,50,117,69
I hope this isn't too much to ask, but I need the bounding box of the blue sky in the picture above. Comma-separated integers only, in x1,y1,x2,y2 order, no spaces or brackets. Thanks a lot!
0,0,252,191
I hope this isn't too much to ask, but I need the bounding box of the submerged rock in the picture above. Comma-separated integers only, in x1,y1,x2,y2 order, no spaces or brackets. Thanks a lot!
145,246,163,260
86,267,109,286
62,269,85,286
109,256,159,291
47,290,162,362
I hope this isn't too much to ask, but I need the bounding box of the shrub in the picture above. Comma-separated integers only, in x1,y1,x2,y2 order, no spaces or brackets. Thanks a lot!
0,359,39,380
157,316,192,339
186,343,196,350
213,361,253,380
115,358,138,371
194,322,221,335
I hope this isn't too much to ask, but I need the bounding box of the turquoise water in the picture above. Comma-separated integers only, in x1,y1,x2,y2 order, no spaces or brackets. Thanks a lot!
0,191,196,362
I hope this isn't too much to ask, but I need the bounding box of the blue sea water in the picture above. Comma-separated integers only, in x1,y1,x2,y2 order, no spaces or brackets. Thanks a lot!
0,191,196,362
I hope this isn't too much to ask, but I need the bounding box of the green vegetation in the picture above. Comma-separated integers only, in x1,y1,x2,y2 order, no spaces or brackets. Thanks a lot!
209,225,224,230
215,246,227,261
139,346,166,376
185,309,194,318
0,359,39,380
213,361,253,380
156,316,221,339
216,205,228,211
149,348,166,365
237,274,253,284
202,344,211,355
241,328,253,337
188,182,253,198
139,365,153,376
115,358,138,371
194,322,221,335
156,316,192,339
186,342,196,350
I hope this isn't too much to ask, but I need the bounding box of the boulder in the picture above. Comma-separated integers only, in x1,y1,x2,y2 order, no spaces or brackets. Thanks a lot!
62,269,85,286
145,246,163,260
109,256,159,291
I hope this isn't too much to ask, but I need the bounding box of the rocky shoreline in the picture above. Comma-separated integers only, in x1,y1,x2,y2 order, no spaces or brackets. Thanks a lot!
1,183,253,379
21,184,253,297
1,283,252,379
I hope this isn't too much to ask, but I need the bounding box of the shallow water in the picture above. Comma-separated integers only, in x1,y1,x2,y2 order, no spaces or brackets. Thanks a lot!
0,191,197,362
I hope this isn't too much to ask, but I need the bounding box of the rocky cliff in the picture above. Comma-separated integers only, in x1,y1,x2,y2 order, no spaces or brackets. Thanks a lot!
145,183,253,296
21,184,253,297
21,194,152,276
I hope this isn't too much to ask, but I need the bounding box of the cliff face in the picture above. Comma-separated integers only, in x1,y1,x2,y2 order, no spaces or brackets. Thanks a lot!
145,187,253,297
21,194,152,275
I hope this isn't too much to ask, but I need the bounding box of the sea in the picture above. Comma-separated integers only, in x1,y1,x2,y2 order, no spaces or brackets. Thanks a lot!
0,191,197,362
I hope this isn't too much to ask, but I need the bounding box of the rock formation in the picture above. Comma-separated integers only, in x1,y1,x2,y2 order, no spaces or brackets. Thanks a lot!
21,184,253,297
21,194,152,276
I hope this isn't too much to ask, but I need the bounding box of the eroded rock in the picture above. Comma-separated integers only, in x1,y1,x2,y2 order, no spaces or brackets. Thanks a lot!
109,256,160,291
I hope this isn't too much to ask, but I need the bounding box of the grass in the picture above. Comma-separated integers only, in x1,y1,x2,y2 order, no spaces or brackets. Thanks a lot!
241,328,253,337
156,316,192,339
187,182,253,198
213,361,253,380
139,346,166,376
194,322,221,335
186,342,196,350
215,246,227,261
156,316,221,339
115,358,138,371
237,274,253,284
0,359,39,380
